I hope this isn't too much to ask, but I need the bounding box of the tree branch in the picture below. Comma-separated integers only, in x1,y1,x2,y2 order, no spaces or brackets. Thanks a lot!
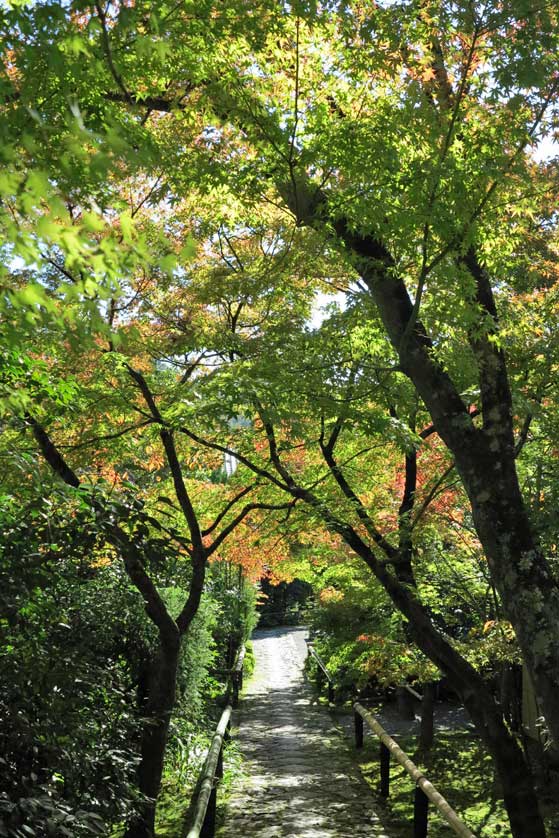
206,499,297,557
160,429,204,553
412,462,456,529
459,248,516,454
423,76,559,280
258,406,300,489
60,419,153,451
202,484,256,536
398,451,417,560
326,215,480,461
318,434,399,563
26,415,178,643
419,407,480,440
176,425,292,492
26,414,80,487
95,2,130,101
515,413,533,457
125,364,164,422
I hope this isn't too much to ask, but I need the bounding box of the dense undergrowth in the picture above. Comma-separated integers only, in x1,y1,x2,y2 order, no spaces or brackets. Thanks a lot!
0,490,258,838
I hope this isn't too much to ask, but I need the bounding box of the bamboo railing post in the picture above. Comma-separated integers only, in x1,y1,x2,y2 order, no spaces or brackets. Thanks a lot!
354,709,364,748
419,682,435,752
231,645,246,708
380,742,390,798
307,645,335,704
353,703,476,838
187,643,246,838
414,786,429,838
187,706,232,838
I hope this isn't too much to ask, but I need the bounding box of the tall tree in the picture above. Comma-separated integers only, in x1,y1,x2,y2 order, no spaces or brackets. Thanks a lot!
10,175,306,836
173,298,549,836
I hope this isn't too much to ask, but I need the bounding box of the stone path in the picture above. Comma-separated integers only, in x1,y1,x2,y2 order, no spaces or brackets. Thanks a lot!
217,626,391,838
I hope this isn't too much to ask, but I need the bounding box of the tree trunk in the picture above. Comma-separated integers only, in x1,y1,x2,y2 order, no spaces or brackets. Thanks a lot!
319,218,559,750
416,630,545,836
464,468,559,749
296,439,548,836
418,682,435,752
298,477,548,836
362,556,547,838
411,619,546,837
382,271,559,749
213,199,548,834
396,686,416,720
500,665,522,732
463,691,546,838
125,636,181,838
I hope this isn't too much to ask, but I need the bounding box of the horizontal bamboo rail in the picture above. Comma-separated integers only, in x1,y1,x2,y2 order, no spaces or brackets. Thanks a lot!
404,683,423,702
186,644,246,838
354,702,476,838
186,704,232,838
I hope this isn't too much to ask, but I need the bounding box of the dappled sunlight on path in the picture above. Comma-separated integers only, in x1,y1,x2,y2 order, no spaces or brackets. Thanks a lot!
217,627,390,838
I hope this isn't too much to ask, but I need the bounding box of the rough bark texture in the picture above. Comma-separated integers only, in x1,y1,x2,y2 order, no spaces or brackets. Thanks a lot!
289,471,548,837
328,220,559,751
250,196,549,833
418,682,435,752
264,408,546,835
125,638,181,838
500,665,522,732
373,560,546,838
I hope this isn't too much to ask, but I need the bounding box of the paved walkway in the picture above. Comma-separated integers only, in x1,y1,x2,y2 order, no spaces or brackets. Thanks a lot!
218,627,391,838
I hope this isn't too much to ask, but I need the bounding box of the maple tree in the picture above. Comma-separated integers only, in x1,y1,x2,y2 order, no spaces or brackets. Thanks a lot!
0,167,306,835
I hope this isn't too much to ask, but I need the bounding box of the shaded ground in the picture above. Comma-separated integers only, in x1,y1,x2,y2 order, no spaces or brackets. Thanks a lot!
218,626,391,838
331,690,472,744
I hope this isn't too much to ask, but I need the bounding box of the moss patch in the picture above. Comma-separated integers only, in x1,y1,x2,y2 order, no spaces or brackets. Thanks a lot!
154,775,193,838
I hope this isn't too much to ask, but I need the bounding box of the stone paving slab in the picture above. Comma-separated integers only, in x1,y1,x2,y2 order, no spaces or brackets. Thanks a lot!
217,627,391,838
